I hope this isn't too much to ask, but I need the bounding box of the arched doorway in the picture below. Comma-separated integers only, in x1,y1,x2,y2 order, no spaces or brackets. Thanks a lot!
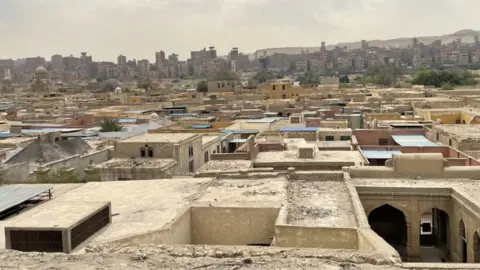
419,208,450,262
474,231,480,263
460,219,467,263
368,204,408,259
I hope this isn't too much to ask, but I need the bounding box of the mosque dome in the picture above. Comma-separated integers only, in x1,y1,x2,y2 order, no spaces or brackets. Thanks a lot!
35,66,48,75
150,112,160,120
2,77,11,84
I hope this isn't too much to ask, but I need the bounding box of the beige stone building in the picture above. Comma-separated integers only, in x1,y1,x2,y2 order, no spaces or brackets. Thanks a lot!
113,133,204,173
30,66,51,92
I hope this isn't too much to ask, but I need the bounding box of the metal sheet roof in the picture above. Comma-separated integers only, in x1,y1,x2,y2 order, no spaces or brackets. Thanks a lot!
191,124,212,129
391,135,438,147
246,118,280,124
362,150,402,159
279,127,319,132
221,129,259,134
230,138,248,143
0,186,52,215
118,118,137,124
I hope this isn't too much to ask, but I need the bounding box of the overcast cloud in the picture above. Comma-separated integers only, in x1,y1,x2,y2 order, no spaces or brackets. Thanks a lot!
0,0,479,61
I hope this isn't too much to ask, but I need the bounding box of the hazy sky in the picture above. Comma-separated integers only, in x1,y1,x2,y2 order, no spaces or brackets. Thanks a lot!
1,0,479,61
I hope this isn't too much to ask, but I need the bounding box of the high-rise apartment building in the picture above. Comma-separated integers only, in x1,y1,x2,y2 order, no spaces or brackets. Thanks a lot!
138,59,150,78
79,52,92,80
25,57,46,72
117,55,127,66
51,55,64,70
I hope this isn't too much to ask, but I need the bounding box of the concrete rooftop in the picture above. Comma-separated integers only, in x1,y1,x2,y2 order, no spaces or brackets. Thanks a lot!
95,158,177,168
120,133,196,144
254,150,366,164
196,160,253,173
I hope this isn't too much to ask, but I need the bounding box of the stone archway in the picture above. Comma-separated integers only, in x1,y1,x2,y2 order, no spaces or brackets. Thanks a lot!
419,208,450,262
474,231,480,263
460,219,467,263
368,204,408,259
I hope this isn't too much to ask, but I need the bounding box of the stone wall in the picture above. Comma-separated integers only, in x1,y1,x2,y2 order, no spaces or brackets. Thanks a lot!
0,162,30,184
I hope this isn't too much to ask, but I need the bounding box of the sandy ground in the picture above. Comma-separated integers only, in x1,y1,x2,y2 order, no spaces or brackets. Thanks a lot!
0,244,402,270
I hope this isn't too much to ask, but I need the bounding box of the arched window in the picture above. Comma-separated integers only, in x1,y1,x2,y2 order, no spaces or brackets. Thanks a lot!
140,147,146,157
148,147,153,158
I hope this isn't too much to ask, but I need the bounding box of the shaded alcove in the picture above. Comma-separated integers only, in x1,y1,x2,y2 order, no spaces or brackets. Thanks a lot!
419,208,450,262
474,231,480,263
368,204,408,260
460,219,467,263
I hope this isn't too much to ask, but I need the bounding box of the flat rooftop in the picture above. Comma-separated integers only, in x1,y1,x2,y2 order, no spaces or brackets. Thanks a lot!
95,158,177,168
435,125,480,140
197,160,253,173
6,201,109,229
254,150,366,164
201,135,220,146
120,133,197,143
195,178,287,208
287,181,356,228
317,140,352,148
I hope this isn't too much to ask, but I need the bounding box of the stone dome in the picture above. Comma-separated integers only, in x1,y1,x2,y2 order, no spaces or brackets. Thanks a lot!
35,66,48,75
150,112,160,120
2,77,11,83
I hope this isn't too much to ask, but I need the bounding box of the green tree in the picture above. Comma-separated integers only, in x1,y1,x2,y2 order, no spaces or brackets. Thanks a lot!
339,75,350,83
440,82,455,90
196,81,208,92
364,65,403,86
253,70,275,83
411,67,478,88
102,79,118,91
295,72,319,84
100,118,122,132
212,71,238,81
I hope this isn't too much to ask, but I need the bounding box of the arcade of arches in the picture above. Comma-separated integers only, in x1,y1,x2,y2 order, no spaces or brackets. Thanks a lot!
360,192,480,263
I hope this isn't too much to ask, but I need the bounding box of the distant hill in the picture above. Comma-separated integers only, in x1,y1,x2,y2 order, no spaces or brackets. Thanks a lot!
252,29,480,59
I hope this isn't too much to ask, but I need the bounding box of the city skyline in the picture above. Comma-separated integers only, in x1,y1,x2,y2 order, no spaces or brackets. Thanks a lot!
1,0,480,61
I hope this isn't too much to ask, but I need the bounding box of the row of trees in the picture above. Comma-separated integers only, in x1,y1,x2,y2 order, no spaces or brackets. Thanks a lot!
411,67,477,89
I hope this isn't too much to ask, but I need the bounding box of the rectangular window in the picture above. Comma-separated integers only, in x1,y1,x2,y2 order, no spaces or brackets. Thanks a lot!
325,136,335,141
217,145,220,153
379,138,389,145
204,151,209,163
188,146,193,157
340,136,351,141
272,85,276,90
282,85,285,90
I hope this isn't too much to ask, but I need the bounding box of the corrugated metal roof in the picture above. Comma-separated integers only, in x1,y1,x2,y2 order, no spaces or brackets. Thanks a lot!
21,128,83,134
279,127,319,132
0,186,52,215
362,150,402,159
246,118,280,124
392,135,438,147
221,129,259,134
118,118,137,124
191,124,212,129
230,138,248,143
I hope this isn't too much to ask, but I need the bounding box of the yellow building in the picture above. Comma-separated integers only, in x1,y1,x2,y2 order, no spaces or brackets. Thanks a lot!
267,80,306,100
